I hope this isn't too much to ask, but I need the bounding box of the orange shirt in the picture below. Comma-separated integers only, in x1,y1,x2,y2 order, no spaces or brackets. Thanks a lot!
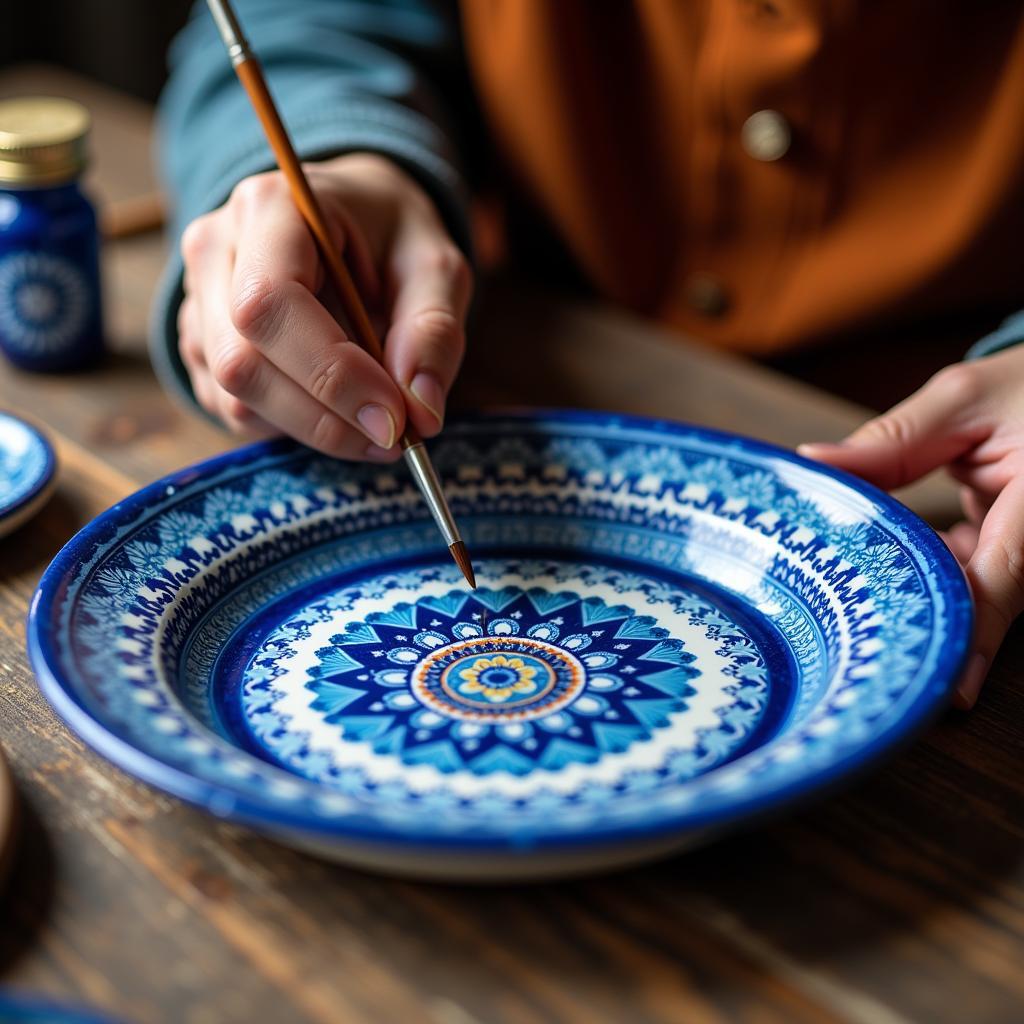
459,1,1024,354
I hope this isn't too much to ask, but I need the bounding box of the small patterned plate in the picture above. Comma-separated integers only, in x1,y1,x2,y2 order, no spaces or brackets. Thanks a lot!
27,412,971,879
0,411,56,539
0,991,119,1023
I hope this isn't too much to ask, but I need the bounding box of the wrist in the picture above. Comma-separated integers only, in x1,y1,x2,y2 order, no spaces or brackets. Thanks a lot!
315,151,422,193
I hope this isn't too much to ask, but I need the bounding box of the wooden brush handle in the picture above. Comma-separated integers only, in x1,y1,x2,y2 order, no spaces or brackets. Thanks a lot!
234,58,383,362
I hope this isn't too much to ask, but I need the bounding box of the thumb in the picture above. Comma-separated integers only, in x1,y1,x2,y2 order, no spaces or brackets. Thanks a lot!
383,226,472,438
955,473,1024,708
798,364,982,491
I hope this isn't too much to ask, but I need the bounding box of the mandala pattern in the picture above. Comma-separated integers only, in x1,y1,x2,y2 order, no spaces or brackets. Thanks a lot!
412,637,585,721
28,412,972,871
0,251,90,355
235,570,772,785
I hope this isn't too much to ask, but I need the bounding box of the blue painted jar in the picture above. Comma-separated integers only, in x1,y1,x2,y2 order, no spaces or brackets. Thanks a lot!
0,97,104,372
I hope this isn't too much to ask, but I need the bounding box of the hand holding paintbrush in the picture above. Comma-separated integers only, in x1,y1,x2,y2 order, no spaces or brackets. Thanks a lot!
187,0,475,585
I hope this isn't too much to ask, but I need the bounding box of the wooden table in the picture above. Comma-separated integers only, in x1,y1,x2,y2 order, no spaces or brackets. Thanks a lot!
1,67,1022,1024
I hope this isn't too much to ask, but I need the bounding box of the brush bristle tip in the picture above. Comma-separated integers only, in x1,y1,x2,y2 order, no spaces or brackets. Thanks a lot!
449,541,476,589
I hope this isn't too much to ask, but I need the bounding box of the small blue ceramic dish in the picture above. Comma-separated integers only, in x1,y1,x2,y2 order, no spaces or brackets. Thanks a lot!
0,991,119,1024
27,411,972,879
0,410,56,539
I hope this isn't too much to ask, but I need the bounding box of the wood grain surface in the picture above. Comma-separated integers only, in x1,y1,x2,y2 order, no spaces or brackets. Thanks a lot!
0,66,1021,1024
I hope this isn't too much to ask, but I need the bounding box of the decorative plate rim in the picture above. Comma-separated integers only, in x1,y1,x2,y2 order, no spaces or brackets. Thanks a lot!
0,991,119,1024
0,410,56,522
26,410,973,855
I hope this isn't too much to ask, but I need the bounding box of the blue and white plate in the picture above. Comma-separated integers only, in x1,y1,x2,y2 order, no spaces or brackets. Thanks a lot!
0,991,119,1023
27,412,972,879
0,411,55,538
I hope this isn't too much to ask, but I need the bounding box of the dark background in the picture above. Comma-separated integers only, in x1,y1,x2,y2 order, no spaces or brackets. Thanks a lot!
2,0,195,101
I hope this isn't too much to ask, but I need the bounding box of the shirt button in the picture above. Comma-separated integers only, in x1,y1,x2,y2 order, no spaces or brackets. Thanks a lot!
740,0,782,19
684,273,729,316
741,110,791,161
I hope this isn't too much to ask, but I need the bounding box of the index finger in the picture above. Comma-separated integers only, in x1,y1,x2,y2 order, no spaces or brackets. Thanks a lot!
799,364,988,491
229,188,407,449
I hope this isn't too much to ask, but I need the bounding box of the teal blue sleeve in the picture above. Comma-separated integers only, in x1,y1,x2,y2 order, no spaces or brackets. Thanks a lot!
966,310,1024,360
149,0,470,409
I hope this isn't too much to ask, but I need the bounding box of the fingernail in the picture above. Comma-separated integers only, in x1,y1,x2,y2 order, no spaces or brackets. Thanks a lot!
356,404,396,449
409,371,445,427
798,441,845,456
364,443,399,462
954,652,988,710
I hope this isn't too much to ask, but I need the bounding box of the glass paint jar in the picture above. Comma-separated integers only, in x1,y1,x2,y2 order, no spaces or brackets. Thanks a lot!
0,97,104,371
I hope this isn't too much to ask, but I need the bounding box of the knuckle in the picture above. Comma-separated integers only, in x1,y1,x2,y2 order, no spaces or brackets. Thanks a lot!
309,410,348,454
211,339,259,396
229,172,281,208
178,332,199,366
309,357,348,408
449,250,473,295
860,413,912,449
230,274,277,337
930,362,982,406
412,307,465,361
425,244,471,286
180,216,215,265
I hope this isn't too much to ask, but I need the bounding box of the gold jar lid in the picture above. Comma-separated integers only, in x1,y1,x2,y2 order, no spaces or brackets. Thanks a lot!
0,97,90,186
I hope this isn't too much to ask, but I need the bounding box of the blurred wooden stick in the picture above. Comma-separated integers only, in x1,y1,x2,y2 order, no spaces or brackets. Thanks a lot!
101,192,165,240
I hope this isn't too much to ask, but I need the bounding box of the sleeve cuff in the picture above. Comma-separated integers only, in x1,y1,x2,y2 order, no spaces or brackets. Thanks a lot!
966,310,1024,360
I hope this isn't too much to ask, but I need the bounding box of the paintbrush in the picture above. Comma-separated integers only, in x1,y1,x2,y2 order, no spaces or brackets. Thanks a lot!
204,0,476,589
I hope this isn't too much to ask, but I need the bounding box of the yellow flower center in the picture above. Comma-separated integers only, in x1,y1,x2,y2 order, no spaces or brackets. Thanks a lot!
459,654,539,702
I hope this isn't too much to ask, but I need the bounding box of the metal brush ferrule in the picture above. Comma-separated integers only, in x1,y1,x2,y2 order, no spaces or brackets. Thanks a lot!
207,0,253,65
402,442,460,547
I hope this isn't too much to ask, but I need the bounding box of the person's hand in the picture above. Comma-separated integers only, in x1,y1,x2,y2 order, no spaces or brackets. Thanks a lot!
177,153,472,461
798,347,1024,709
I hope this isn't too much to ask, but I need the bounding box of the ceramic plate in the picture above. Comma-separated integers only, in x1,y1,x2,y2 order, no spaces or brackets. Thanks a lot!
28,412,971,879
0,992,118,1023
0,411,56,538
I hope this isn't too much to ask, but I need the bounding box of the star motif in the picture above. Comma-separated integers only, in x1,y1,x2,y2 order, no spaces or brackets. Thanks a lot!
289,579,722,780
